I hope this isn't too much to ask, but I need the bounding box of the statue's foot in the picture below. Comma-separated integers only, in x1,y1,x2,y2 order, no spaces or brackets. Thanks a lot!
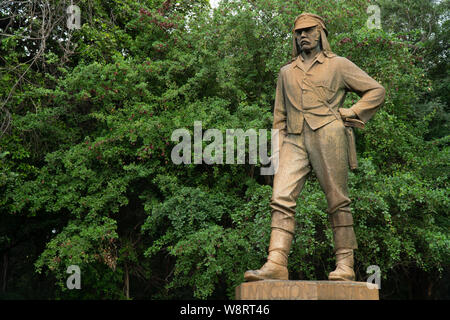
328,264,355,281
244,260,288,282
328,248,355,281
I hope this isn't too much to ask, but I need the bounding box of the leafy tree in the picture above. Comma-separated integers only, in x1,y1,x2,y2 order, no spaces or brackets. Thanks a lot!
0,0,448,299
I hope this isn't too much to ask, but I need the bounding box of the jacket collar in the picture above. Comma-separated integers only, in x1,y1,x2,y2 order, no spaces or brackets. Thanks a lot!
294,50,332,70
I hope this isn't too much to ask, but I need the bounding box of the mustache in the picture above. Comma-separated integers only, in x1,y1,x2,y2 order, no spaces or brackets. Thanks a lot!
298,38,310,45
297,36,320,45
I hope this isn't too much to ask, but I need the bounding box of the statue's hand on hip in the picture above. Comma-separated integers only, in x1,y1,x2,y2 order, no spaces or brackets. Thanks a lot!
338,108,356,120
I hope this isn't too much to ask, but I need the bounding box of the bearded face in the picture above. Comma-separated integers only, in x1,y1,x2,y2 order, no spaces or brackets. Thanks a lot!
295,26,321,52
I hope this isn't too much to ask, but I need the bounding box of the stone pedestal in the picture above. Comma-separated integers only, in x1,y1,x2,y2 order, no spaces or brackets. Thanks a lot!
235,280,379,300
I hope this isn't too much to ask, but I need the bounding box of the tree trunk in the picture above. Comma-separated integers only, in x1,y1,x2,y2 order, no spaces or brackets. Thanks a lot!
2,252,7,293
124,263,130,299
427,280,433,299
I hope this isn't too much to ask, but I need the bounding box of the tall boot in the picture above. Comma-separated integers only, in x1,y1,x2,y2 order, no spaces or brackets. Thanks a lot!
328,248,355,281
244,228,293,282
328,209,357,281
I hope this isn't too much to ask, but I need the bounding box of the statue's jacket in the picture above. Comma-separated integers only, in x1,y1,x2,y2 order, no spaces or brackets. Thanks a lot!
273,51,386,147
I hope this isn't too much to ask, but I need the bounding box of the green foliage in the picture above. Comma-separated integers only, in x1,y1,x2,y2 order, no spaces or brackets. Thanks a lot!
0,0,448,299
142,182,274,298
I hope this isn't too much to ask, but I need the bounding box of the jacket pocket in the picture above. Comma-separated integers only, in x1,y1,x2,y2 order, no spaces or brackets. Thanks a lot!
310,80,337,103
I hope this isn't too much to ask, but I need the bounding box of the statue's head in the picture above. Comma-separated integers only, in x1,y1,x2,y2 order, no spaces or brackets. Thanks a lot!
292,13,332,58
295,25,322,53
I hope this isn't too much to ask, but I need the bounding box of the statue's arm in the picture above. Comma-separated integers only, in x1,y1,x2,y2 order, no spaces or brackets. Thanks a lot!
273,70,288,150
339,58,386,123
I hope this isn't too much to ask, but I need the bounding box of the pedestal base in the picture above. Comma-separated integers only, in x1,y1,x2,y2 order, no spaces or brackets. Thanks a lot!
235,280,379,300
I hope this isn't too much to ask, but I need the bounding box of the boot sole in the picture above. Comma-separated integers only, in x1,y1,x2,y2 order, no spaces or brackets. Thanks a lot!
244,271,288,282
328,275,355,281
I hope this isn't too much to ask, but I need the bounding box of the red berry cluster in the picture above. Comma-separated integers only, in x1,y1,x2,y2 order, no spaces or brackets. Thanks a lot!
139,0,176,31
340,37,352,44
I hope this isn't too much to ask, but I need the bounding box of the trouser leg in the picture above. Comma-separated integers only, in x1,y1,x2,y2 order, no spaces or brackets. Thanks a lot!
304,120,357,252
270,133,311,234
244,133,311,282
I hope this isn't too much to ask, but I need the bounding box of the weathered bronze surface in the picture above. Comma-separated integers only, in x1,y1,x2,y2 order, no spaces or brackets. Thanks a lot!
236,280,379,300
244,13,385,283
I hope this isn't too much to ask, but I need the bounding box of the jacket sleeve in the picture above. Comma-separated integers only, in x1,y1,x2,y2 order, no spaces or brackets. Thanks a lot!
272,70,287,151
339,57,386,123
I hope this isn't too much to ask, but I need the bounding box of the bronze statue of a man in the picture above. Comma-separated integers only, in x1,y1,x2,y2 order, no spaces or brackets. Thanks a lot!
244,13,385,282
